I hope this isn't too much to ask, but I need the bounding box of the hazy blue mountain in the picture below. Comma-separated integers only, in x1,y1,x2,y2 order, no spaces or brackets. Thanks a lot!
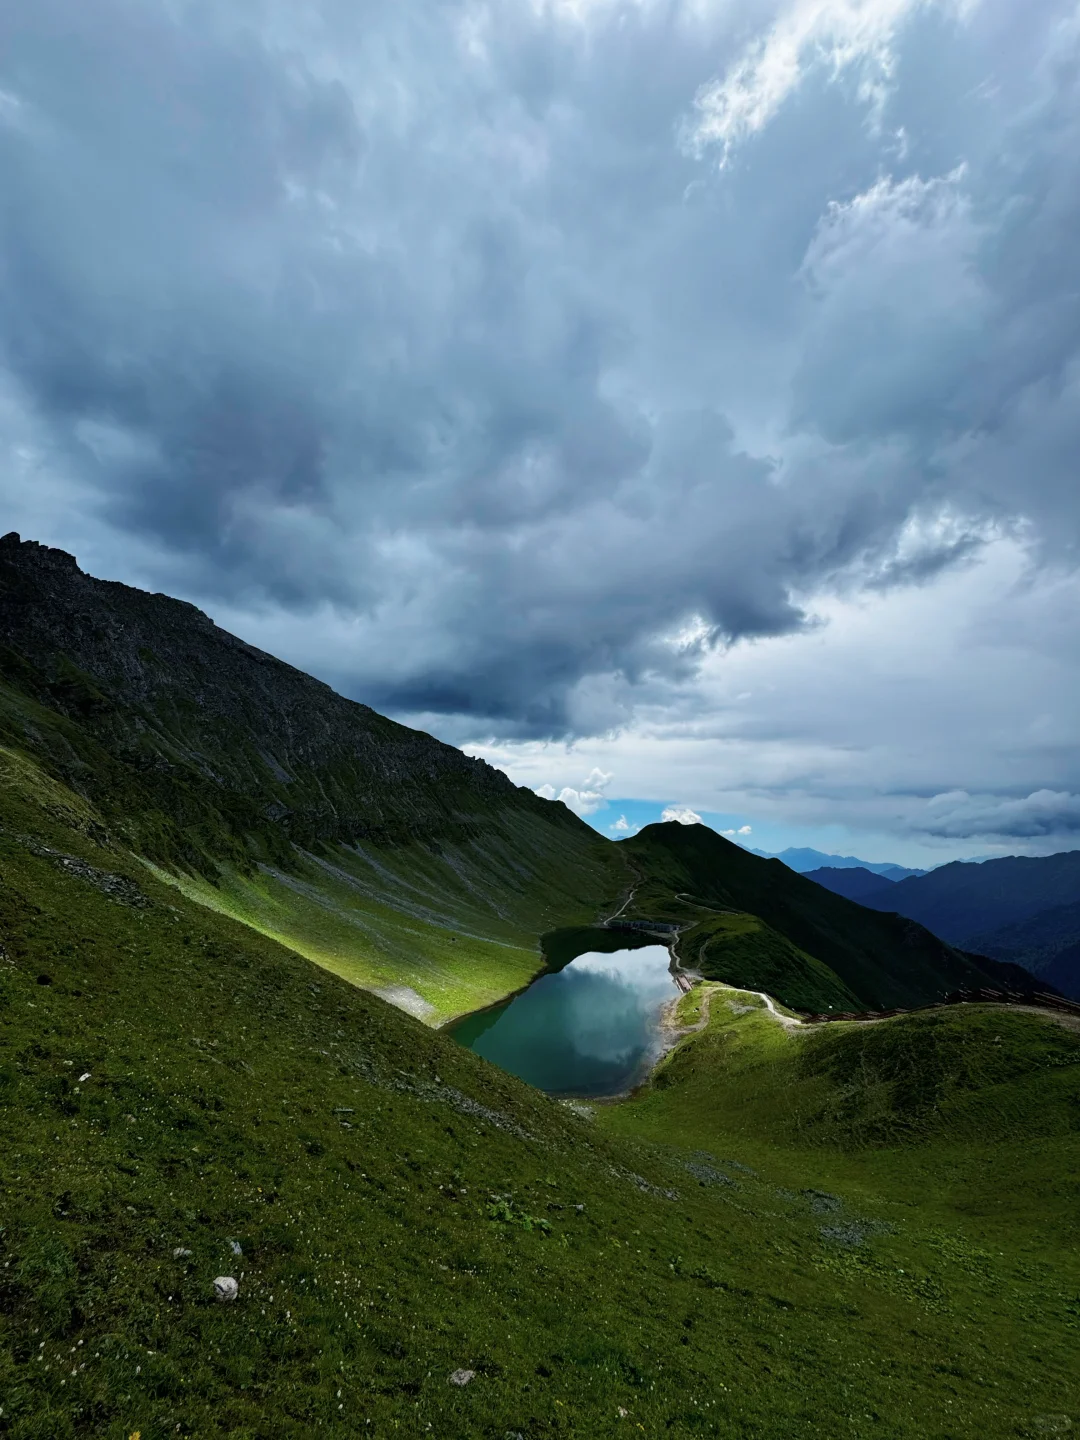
750,846,926,879
849,850,1080,948
807,850,1080,999
966,898,1080,1000
804,866,900,905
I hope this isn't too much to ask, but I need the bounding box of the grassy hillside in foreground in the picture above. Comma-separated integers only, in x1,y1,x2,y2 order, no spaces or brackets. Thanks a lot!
599,990,1080,1429
623,824,1040,1010
2,791,1080,1438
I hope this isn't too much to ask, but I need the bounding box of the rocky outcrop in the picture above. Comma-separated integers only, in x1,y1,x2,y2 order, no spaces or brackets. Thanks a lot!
0,533,567,860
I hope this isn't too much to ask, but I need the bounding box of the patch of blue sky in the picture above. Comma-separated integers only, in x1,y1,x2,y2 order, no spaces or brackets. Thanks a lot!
583,800,759,844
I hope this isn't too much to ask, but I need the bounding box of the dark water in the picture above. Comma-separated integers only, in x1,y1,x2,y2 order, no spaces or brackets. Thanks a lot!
450,944,678,1097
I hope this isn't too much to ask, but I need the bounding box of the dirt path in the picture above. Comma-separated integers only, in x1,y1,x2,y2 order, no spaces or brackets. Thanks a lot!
601,854,647,925
669,981,804,1039
681,982,1078,1038
655,980,760,1062
738,986,804,1031
602,883,638,925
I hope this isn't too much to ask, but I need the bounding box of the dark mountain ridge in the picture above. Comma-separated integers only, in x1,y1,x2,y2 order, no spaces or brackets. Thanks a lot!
964,899,1080,999
0,532,572,863
869,850,1080,942
805,848,1080,999
804,865,898,904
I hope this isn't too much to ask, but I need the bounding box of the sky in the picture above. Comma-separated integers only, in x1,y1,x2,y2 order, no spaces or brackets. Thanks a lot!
1,0,1079,866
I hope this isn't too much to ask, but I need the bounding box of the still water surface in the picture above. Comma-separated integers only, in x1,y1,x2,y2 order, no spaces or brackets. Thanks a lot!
450,945,678,1097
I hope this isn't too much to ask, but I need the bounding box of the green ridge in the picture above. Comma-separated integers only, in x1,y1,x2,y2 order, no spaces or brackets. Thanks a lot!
676,911,861,1013
624,823,1035,1010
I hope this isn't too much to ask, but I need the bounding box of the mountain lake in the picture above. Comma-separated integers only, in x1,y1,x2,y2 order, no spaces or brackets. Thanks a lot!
449,943,680,1097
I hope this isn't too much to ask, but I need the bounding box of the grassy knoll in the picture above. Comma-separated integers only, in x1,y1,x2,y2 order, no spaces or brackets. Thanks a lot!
600,986,1080,1435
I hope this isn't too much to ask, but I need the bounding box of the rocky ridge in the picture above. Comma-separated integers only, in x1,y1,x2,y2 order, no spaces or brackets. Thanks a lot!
0,532,568,861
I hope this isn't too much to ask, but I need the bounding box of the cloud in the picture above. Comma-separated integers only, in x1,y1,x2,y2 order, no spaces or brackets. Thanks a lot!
609,814,637,834
722,824,753,835
917,789,1080,839
536,767,612,816
471,537,1080,861
0,0,1079,855
687,0,943,166
661,806,703,825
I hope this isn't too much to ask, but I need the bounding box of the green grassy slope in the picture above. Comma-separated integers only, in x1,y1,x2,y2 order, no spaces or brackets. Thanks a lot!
600,987,1080,1435
615,987,1080,1153
0,681,628,1023
151,806,625,1023
674,911,863,1013
624,823,1038,1010
2,786,1079,1438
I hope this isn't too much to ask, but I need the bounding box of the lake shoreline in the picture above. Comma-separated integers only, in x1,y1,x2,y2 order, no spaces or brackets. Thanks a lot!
450,934,700,1101
587,957,707,1105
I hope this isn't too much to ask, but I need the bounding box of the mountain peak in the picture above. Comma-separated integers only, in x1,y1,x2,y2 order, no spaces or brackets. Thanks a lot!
0,530,79,571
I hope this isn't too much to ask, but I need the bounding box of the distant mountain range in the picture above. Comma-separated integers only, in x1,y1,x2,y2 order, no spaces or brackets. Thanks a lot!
806,852,1080,999
804,866,903,904
750,846,926,881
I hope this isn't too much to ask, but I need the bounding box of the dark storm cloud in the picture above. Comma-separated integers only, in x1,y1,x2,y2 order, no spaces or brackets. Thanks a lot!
1,0,1080,735
918,790,1080,840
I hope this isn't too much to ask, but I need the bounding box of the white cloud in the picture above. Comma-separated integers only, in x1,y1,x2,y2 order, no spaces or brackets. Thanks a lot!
722,824,753,835
687,0,960,165
662,805,703,825
535,768,612,816
610,814,632,832
474,537,1080,863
